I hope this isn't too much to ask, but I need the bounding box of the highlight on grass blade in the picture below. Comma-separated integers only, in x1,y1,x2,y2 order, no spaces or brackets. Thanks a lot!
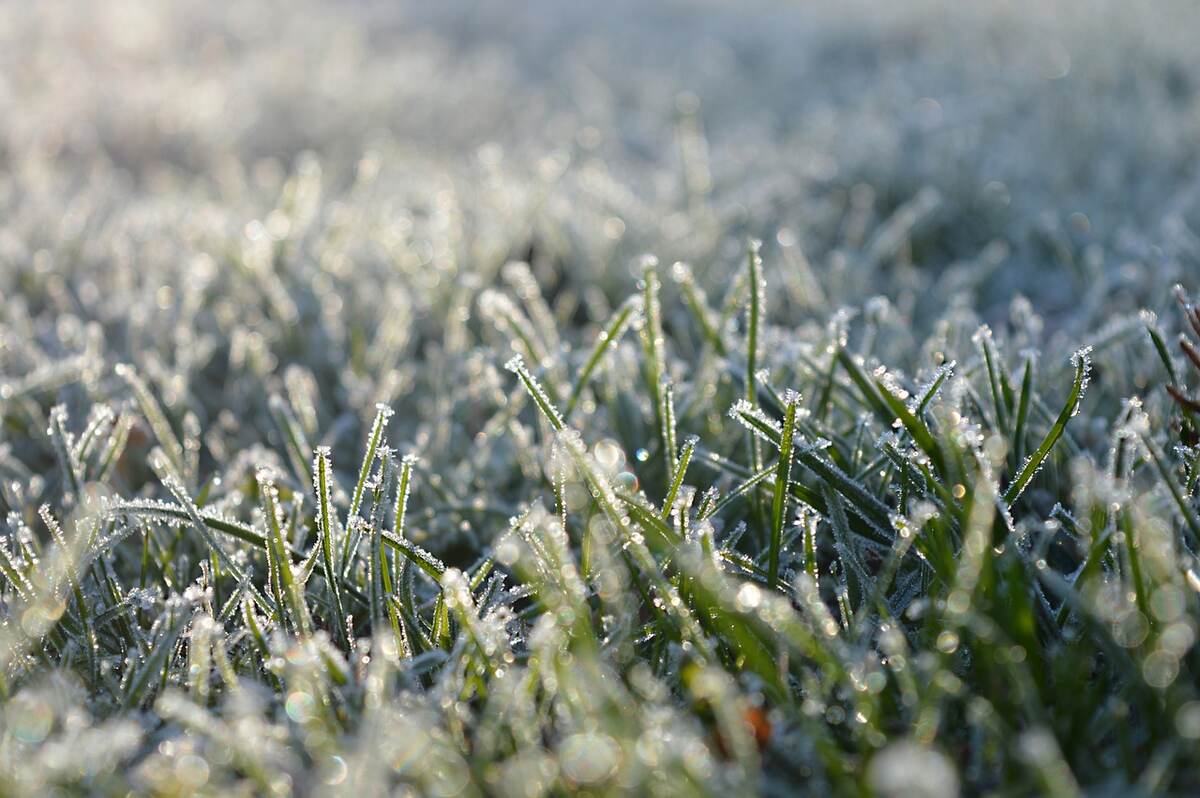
313,446,346,644
1003,347,1091,506
506,354,565,432
565,294,641,418
768,392,799,589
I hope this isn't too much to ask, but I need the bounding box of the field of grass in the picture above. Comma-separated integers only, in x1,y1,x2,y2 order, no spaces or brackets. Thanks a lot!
2,1,1200,794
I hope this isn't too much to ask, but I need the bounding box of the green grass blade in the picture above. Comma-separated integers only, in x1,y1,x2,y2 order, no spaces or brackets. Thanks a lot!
768,394,798,589
342,402,393,568
257,467,312,637
313,447,346,644
662,435,698,519
506,355,565,432
116,363,189,486
564,294,640,418
1003,347,1091,506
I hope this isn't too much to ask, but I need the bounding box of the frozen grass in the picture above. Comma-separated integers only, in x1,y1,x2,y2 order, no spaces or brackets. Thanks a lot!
2,0,1200,795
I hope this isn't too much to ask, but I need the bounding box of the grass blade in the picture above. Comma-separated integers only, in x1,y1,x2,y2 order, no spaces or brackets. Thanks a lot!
564,295,640,418
768,393,798,589
1003,347,1091,506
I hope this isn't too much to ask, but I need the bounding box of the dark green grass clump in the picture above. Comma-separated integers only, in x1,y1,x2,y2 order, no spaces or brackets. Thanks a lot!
2,230,1200,795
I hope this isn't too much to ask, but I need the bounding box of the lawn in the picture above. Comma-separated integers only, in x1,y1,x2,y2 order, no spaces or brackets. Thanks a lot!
2,1,1200,794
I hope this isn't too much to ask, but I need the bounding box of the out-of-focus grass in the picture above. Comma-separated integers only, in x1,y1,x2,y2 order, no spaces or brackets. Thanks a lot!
1,1,1200,794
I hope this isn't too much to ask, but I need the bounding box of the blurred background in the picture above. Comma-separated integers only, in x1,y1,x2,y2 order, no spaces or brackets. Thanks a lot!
3,0,1198,320
3,0,1199,464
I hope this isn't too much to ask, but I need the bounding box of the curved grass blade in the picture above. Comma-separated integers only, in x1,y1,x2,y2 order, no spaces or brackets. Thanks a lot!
1012,354,1035,468
564,294,640,418
872,375,946,478
1003,347,1091,506
149,450,275,616
506,355,564,432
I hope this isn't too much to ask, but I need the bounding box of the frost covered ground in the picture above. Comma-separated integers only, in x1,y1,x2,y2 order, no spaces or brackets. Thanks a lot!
2,0,1200,794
